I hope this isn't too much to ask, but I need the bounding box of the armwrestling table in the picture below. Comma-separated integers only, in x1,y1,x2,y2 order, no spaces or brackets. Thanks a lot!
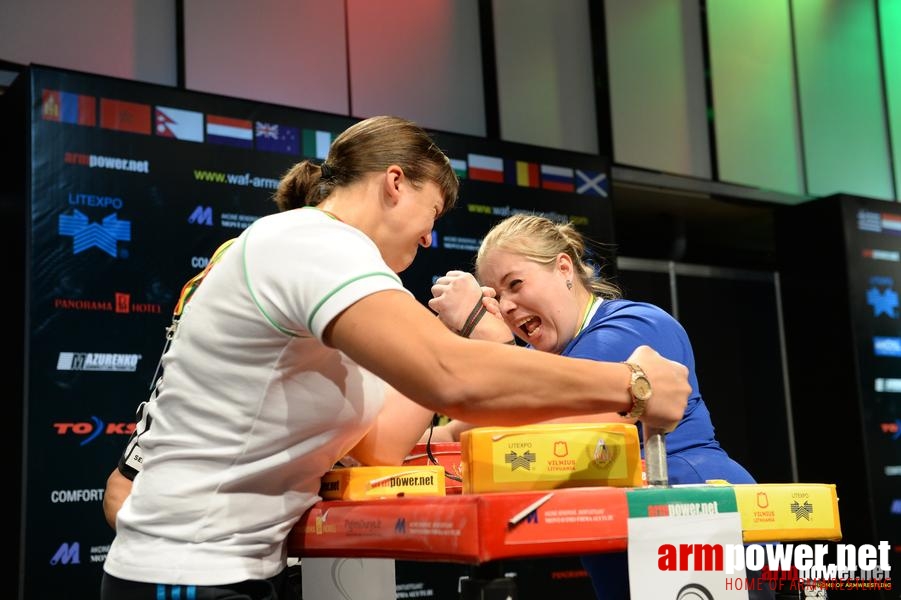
288,483,841,598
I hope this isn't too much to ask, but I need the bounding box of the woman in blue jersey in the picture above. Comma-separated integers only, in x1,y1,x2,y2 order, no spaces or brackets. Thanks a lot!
427,213,765,599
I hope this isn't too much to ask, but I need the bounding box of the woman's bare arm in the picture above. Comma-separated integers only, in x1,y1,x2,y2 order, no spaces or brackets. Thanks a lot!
324,290,688,431
348,384,436,465
103,468,133,530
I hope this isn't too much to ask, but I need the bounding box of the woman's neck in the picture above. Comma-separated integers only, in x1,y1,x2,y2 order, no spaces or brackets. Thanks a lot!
574,289,598,338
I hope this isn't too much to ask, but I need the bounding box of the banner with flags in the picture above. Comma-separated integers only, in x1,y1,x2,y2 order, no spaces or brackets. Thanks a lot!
154,106,204,142
303,129,333,160
540,164,575,192
206,114,253,148
576,169,608,197
468,153,504,183
506,160,540,188
41,89,96,126
450,158,467,180
255,121,300,155
19,63,615,600
100,98,151,134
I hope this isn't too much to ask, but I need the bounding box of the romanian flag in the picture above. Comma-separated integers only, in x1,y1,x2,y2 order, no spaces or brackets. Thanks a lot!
100,98,152,134
42,90,96,126
206,114,253,148
540,164,575,192
504,160,540,188
467,153,503,183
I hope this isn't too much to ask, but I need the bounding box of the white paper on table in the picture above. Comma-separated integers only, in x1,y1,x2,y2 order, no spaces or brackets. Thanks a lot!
628,511,749,599
302,557,396,600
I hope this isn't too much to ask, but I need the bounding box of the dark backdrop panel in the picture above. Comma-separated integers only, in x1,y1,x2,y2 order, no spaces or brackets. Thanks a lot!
615,263,673,314
14,64,613,599
1,63,27,600
394,556,597,600
675,273,791,484
777,194,901,583
615,263,791,485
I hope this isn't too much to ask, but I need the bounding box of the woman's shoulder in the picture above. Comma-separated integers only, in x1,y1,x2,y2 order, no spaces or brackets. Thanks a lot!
247,207,374,248
600,298,674,320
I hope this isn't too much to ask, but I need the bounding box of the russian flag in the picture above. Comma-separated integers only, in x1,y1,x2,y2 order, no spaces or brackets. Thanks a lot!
540,164,575,192
42,89,96,126
206,114,253,149
504,160,539,188
155,106,204,142
468,153,504,183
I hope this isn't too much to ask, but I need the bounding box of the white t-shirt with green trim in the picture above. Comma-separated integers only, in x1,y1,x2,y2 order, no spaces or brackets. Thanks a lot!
104,208,410,585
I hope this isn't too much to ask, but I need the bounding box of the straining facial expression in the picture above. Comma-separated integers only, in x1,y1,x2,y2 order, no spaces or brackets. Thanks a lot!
380,178,445,273
477,249,582,354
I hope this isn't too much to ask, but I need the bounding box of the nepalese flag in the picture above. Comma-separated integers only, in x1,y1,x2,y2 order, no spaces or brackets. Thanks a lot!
154,106,204,142
540,164,575,192
882,213,901,236
255,121,300,155
42,89,96,126
467,153,504,183
206,114,253,148
575,169,609,197
450,158,467,179
302,129,333,160
100,98,152,134
504,159,539,188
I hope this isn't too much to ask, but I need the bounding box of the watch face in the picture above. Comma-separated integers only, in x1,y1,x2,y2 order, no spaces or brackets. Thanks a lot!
632,376,652,401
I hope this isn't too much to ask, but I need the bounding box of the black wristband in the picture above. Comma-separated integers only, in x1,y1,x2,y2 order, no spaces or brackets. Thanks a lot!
459,299,488,337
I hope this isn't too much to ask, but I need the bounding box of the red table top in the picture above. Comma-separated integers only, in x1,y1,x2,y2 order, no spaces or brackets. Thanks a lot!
289,486,630,564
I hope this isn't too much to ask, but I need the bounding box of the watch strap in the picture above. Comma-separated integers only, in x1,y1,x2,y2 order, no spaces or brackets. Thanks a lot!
618,361,648,418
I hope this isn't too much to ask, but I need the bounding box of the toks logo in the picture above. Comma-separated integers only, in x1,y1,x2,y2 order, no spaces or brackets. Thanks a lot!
880,421,901,440
53,417,135,445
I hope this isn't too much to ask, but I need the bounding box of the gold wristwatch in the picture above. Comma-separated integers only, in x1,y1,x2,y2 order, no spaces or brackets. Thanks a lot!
618,362,652,418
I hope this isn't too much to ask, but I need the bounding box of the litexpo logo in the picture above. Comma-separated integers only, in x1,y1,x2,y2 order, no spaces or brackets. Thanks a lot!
505,450,536,471
58,209,131,257
867,276,899,318
68,191,124,210
657,541,892,591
